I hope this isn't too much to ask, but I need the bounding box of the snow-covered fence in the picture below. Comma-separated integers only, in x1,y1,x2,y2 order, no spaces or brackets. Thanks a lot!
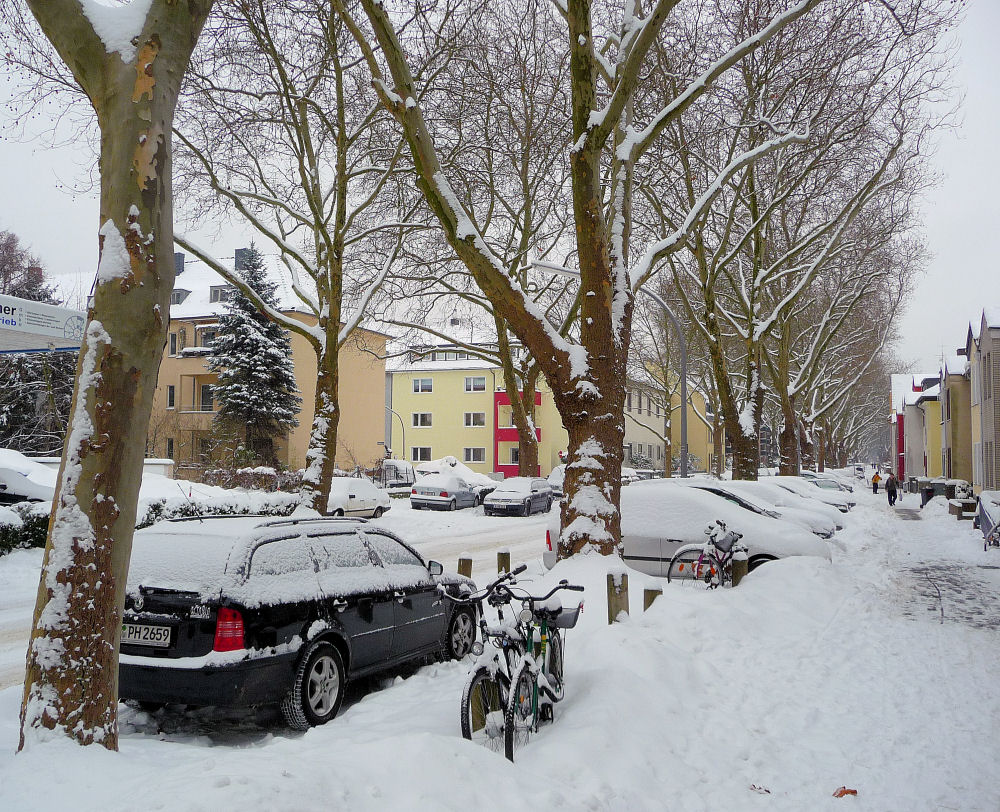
643,588,662,611
497,550,510,574
458,555,472,578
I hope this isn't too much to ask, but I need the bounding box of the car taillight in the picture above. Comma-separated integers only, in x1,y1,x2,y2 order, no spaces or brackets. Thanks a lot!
545,529,553,552
213,607,244,652
411,488,417,494
440,491,449,497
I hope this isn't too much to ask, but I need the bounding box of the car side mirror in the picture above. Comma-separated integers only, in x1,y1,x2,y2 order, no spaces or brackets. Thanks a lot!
427,560,443,576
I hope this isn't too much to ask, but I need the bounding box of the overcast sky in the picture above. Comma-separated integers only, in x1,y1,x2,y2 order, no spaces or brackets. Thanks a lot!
0,2,996,372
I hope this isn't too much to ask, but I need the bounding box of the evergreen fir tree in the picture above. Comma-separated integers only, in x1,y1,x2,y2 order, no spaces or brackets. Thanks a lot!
207,245,300,465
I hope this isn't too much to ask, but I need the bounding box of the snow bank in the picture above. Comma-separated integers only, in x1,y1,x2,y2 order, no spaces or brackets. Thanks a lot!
1,488,999,810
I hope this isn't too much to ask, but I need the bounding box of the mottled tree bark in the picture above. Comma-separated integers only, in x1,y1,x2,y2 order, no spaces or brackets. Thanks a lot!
19,0,212,751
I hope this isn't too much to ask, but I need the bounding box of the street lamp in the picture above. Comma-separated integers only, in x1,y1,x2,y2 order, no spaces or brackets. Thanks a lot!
529,261,689,478
386,406,405,461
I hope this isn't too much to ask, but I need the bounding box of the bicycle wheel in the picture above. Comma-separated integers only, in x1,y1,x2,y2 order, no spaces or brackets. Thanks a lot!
460,665,507,752
504,661,536,762
666,544,727,589
544,630,564,701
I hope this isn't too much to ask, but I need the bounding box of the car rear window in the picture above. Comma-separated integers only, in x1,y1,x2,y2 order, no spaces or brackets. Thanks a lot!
250,533,372,576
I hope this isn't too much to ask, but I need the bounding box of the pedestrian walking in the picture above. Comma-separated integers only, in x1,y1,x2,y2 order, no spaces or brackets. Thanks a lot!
872,471,881,494
886,473,898,506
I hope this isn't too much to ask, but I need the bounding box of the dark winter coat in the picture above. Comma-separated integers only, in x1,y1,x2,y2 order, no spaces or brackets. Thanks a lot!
885,475,898,493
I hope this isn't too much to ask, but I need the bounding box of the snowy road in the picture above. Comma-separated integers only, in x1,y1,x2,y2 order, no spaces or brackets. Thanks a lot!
1,485,999,811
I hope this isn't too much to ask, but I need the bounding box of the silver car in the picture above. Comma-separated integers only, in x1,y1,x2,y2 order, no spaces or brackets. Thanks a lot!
410,473,479,511
483,477,553,516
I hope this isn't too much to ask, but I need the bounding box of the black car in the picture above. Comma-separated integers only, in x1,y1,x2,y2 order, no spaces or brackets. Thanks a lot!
119,515,477,728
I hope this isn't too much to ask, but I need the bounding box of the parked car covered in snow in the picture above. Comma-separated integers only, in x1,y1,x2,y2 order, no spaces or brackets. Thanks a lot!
410,473,480,511
0,449,57,504
544,480,831,573
730,479,845,530
621,466,641,485
119,515,476,728
547,464,566,497
773,476,854,512
327,477,391,518
800,470,854,492
482,477,553,516
684,480,837,538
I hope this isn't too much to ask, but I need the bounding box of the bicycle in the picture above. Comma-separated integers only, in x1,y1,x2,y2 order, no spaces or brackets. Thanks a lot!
666,519,747,589
442,565,583,760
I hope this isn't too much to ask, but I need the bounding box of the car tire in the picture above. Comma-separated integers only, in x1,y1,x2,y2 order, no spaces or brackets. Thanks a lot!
445,608,476,659
545,499,553,512
280,640,346,730
332,508,345,517
449,500,457,511
522,502,531,517
372,506,384,518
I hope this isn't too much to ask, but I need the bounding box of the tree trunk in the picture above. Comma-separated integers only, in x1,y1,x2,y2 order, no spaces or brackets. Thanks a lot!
817,424,826,472
712,412,724,477
19,0,212,751
800,420,815,470
302,339,340,514
778,393,800,476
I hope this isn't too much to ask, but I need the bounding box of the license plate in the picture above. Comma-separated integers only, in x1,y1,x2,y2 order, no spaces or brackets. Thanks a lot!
121,623,171,648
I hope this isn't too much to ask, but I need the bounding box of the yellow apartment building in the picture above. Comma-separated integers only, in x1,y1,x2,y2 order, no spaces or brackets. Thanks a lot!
624,384,714,473
917,387,943,478
387,352,568,477
940,355,972,481
147,256,386,475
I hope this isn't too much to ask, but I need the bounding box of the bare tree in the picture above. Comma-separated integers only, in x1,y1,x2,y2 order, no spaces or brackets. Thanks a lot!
338,0,821,555
4,0,212,751
173,0,416,512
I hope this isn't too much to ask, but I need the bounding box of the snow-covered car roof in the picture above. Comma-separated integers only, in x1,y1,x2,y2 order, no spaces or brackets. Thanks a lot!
0,449,57,501
489,477,546,495
126,516,448,605
773,476,851,507
328,477,379,495
415,472,469,489
416,456,495,487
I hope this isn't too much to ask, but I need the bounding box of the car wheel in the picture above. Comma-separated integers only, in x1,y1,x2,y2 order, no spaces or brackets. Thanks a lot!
332,508,345,517
522,502,531,517
545,499,553,512
281,640,346,730
446,609,476,659
372,506,384,519
449,500,457,511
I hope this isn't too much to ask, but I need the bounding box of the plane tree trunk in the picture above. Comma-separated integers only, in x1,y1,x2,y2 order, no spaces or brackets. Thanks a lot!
18,0,212,750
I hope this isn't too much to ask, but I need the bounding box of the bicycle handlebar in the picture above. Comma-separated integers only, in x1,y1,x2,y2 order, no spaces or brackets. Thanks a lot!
439,562,529,605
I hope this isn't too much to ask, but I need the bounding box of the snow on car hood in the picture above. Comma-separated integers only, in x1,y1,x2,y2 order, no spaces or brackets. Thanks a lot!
620,481,830,561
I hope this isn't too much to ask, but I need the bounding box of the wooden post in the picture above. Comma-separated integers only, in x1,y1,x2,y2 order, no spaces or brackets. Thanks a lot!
731,552,748,587
643,588,662,611
607,571,629,624
497,550,511,574
458,556,473,578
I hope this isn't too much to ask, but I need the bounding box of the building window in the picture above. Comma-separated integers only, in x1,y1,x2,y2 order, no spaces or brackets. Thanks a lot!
412,412,432,427
413,378,433,393
166,385,175,409
411,447,432,462
464,447,485,463
626,391,632,411
166,437,174,459
464,412,486,427
465,376,486,392
201,330,217,347
200,383,213,411
169,289,190,306
209,285,236,303
169,333,177,355
510,447,519,464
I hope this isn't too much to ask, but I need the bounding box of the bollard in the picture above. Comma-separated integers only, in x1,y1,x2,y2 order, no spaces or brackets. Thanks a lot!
643,588,662,611
458,555,473,578
606,571,629,624
731,551,748,587
497,549,511,574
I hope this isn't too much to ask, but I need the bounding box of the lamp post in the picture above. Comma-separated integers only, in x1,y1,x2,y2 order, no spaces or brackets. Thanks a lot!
386,406,405,461
530,261,689,477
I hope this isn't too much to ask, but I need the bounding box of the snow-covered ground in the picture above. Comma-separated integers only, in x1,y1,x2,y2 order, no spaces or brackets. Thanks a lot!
1,488,998,810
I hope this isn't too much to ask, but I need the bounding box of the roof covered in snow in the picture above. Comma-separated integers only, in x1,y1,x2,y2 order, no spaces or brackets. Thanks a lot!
169,252,309,320
943,355,968,377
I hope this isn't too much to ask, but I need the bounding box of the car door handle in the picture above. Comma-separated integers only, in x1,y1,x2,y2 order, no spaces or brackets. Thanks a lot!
394,591,407,604
330,599,348,612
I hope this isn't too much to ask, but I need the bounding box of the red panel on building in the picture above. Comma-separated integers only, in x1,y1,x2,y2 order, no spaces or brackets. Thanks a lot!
494,391,543,476
896,414,905,481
